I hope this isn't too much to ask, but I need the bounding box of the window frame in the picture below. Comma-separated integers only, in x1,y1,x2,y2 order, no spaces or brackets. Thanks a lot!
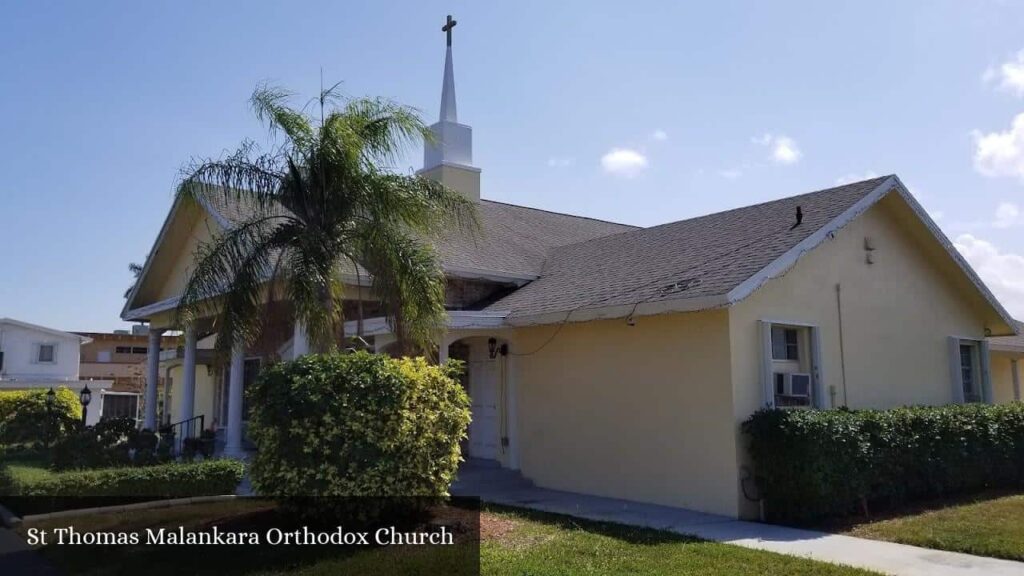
760,320,825,410
34,342,58,364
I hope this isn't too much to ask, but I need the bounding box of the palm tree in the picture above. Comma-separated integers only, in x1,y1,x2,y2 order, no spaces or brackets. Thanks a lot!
175,84,476,356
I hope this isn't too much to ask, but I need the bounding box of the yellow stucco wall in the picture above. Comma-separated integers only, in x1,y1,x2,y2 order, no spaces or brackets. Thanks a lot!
510,310,739,517
729,192,994,517
991,351,1022,404
730,192,989,415
165,362,219,427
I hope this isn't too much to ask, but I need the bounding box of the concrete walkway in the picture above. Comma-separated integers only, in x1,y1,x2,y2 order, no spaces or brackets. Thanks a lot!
452,461,1024,576
0,527,58,576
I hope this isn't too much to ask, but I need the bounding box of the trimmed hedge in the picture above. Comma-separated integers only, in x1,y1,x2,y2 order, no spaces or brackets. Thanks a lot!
0,387,81,445
249,351,470,498
743,403,1024,524
1,459,245,498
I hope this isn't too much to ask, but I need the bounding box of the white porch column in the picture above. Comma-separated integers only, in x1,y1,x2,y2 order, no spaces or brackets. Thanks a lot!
224,341,246,457
293,320,310,359
143,329,164,430
1013,359,1021,402
438,333,453,364
180,327,197,422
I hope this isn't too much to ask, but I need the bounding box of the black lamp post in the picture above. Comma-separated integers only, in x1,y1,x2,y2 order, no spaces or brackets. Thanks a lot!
79,384,92,427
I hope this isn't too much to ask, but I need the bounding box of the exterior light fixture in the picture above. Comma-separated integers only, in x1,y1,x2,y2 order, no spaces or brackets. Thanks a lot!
79,384,92,426
488,338,498,359
46,387,56,410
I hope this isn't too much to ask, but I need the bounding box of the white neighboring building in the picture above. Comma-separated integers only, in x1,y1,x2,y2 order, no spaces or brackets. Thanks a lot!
0,317,112,426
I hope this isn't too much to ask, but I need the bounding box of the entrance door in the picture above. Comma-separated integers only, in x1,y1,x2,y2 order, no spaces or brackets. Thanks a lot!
468,348,500,460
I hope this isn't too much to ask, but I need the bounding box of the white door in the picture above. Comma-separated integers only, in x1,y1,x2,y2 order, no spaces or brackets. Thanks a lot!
468,352,500,460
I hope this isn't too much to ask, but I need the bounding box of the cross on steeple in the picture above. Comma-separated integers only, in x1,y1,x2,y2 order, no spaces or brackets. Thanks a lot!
442,14,457,47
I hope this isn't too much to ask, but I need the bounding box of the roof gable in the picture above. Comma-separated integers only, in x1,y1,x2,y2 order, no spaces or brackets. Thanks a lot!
0,318,90,343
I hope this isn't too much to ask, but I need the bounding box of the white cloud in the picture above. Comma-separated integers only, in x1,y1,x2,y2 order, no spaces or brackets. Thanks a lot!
651,129,668,141
752,133,802,165
973,113,1024,181
600,148,648,177
547,156,575,168
835,171,879,185
718,168,743,180
994,202,1022,228
954,234,1024,318
984,50,1024,97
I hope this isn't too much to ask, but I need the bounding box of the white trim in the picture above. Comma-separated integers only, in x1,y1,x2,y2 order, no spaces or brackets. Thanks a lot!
759,320,775,409
727,176,1017,334
505,294,729,327
344,310,510,337
0,318,90,343
980,339,993,404
32,342,58,365
0,380,113,390
121,196,194,319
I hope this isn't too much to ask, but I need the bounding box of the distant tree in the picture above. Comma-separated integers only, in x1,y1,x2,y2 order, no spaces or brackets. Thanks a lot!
176,84,475,355
123,262,143,299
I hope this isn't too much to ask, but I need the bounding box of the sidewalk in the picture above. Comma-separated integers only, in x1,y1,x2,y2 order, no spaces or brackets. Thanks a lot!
0,527,58,576
453,463,1024,576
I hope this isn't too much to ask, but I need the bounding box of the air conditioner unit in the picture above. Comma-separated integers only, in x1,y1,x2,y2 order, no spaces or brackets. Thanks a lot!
774,372,812,398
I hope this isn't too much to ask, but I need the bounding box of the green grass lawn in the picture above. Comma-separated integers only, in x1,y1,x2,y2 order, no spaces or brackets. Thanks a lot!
839,491,1024,561
482,507,877,575
19,500,878,575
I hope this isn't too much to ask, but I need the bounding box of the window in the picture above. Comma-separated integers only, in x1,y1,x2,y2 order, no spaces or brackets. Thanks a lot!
96,350,112,363
102,394,139,420
960,343,981,403
762,321,821,409
115,346,148,355
771,327,800,361
36,343,56,363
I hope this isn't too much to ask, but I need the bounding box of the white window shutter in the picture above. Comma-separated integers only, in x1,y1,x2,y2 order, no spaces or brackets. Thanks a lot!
759,320,775,408
979,340,993,404
810,326,825,408
948,336,965,404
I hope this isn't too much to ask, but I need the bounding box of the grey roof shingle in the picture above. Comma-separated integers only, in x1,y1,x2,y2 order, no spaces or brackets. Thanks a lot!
201,192,637,280
431,200,637,277
990,321,1024,352
484,176,893,318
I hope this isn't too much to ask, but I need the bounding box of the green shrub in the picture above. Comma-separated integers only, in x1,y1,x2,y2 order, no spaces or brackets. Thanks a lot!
2,459,245,498
742,403,1024,524
0,387,81,445
249,351,470,498
49,417,161,470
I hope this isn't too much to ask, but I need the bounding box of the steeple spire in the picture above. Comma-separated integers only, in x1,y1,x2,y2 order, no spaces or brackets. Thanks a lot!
420,13,480,201
440,41,457,122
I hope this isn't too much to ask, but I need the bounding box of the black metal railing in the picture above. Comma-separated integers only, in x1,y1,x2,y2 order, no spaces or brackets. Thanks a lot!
161,414,204,456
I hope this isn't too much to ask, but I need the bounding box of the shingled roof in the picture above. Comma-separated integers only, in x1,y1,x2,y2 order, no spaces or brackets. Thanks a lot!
991,321,1024,352
484,176,893,320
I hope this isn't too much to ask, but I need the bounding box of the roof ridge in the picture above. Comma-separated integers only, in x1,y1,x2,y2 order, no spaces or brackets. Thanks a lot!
636,175,895,235
480,199,640,229
546,175,895,255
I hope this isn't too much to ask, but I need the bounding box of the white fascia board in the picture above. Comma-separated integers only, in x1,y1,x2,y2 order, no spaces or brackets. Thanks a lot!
122,296,182,322
0,318,91,343
504,294,729,327
725,176,897,307
344,310,510,337
724,175,1017,336
0,379,114,390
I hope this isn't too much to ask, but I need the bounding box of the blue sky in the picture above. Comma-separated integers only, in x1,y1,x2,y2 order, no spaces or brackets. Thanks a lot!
1,1,1023,331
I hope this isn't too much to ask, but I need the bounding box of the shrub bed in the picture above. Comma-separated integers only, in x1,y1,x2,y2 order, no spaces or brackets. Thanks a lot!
1,459,245,499
0,388,81,445
742,403,1024,524
249,351,470,499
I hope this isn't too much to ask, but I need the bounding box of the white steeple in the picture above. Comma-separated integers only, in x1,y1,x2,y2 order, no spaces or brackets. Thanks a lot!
420,14,480,201
440,45,457,122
